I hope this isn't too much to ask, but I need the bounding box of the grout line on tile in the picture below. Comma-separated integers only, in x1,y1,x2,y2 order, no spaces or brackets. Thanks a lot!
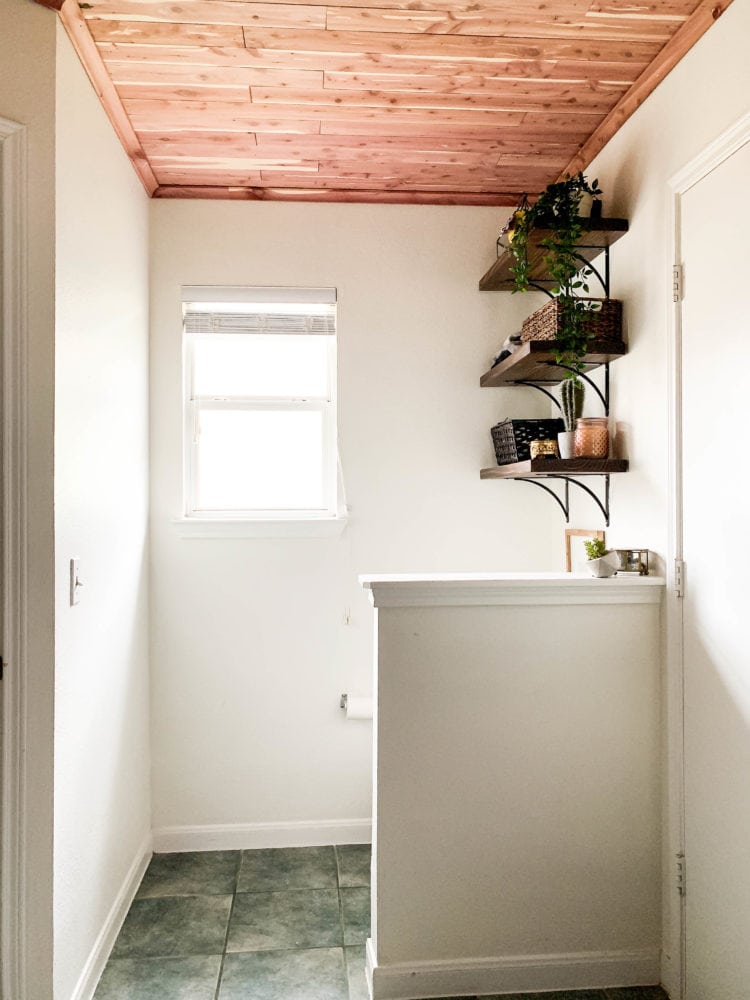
334,843,343,887
213,853,243,1000
337,886,347,951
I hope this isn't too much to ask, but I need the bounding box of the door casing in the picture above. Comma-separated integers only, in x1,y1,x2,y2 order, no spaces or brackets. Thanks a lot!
665,109,750,1000
0,113,30,1000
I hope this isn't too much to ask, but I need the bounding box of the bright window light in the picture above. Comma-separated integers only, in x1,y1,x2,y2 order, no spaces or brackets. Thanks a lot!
183,288,338,519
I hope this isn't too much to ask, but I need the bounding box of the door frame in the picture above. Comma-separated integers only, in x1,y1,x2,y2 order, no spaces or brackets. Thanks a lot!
0,114,30,1000
666,109,750,1000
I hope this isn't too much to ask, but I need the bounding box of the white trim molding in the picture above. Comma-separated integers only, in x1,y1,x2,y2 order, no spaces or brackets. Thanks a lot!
367,945,660,1000
361,572,665,608
69,835,153,1000
152,818,372,853
0,114,30,1000
172,514,348,539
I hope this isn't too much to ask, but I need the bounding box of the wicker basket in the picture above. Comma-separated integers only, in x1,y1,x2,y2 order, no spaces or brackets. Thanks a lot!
521,298,622,343
491,418,565,465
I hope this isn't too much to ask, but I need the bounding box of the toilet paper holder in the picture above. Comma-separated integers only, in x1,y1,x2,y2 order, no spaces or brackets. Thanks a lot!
339,693,373,719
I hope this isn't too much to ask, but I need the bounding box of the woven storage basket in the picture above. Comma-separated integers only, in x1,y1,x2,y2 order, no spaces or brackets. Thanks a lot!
491,418,565,465
521,298,622,343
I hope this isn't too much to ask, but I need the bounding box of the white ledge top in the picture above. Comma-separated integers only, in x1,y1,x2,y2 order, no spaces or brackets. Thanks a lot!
359,572,665,608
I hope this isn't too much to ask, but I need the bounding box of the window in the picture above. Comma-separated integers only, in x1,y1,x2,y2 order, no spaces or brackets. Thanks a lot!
182,286,339,524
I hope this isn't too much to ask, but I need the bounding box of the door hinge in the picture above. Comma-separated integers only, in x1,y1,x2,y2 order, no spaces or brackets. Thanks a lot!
672,264,683,302
676,852,686,896
674,558,686,598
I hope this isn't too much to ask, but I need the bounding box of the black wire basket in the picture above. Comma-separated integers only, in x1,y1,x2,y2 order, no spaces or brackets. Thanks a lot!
491,418,565,465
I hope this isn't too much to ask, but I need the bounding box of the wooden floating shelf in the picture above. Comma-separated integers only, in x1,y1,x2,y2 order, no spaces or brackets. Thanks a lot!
479,218,629,291
480,339,628,387
481,459,629,479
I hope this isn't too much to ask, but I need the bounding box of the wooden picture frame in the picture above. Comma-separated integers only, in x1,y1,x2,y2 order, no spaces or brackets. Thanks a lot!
565,528,606,573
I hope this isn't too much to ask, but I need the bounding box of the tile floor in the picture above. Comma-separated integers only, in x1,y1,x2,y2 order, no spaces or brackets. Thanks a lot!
94,845,668,1000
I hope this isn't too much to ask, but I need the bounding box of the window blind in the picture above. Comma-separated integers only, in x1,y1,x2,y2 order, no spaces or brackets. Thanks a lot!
182,286,336,337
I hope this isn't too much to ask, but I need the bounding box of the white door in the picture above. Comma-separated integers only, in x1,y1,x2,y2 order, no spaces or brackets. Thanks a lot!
679,134,750,1000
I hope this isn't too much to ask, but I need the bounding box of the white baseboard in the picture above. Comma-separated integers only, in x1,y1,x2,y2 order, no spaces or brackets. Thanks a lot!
366,944,661,999
152,818,372,853
69,833,153,1000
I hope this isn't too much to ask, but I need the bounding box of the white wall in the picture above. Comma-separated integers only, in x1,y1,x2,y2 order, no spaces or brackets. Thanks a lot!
0,2,57,996
149,200,560,840
583,0,750,554
581,3,750,995
53,25,151,1000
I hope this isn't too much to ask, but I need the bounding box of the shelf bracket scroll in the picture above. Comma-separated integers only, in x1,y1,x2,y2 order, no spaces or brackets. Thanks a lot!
554,362,610,415
516,477,570,522
511,474,612,526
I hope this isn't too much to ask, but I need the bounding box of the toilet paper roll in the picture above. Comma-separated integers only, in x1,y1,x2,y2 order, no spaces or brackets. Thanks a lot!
345,696,373,720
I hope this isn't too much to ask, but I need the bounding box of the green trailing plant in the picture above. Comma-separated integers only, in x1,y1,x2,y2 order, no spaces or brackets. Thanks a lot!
560,377,585,432
505,172,603,376
583,537,608,560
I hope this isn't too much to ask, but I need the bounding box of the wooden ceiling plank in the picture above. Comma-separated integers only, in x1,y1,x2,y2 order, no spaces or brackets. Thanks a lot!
323,5,685,40
590,0,700,14
560,0,734,177
88,19,247,46
155,169,265,184
151,155,321,171
124,96,560,127
84,0,605,14
316,118,595,139
320,73,631,99
239,27,663,62
52,0,158,194
250,84,620,114
117,83,253,101
252,132,581,154
153,185,514,205
254,170,546,188
82,0,326,29
263,163,552,178
97,36,662,68
125,103,324,133
107,63,324,89
321,62,647,90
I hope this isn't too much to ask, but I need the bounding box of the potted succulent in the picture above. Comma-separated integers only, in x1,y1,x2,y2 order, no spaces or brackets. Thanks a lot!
504,172,605,374
558,376,584,459
583,537,621,578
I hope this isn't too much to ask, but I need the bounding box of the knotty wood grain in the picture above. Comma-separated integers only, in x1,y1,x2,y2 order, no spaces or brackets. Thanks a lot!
36,0,725,204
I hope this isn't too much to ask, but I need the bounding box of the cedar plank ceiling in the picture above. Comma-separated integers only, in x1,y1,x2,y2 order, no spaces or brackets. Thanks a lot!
40,0,731,204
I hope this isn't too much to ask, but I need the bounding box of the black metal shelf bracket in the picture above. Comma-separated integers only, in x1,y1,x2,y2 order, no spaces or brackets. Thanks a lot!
512,474,612,526
572,243,611,297
512,362,611,416
514,381,562,411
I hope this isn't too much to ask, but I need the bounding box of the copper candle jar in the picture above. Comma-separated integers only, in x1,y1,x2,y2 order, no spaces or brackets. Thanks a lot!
574,417,609,458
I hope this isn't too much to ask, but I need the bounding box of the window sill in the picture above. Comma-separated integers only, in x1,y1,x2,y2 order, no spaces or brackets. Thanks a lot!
172,515,349,539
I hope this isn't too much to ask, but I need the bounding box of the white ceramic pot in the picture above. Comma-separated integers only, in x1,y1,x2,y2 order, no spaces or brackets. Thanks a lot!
587,551,621,578
558,430,576,460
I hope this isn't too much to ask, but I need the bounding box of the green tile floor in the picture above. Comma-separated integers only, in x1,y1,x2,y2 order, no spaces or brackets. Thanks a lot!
94,846,668,1000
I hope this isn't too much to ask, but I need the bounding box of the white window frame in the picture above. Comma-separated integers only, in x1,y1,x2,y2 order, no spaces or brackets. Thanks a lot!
177,286,346,538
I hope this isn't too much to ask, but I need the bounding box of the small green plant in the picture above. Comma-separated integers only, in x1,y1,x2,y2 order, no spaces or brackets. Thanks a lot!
505,172,603,375
583,537,608,560
560,377,585,432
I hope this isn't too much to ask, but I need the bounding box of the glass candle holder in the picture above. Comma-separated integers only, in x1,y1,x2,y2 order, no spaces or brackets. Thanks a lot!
574,417,609,458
